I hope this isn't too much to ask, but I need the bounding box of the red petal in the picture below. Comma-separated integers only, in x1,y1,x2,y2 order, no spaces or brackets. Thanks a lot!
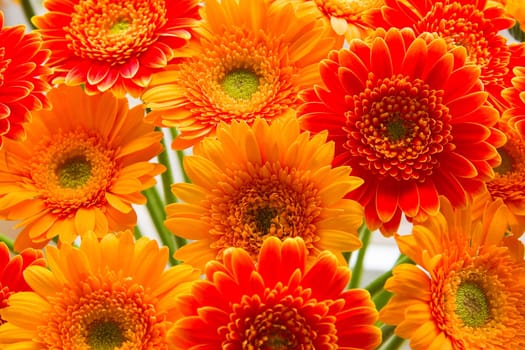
371,37,392,78
87,63,110,85
376,178,399,222
120,57,140,79
402,38,427,78
418,181,439,216
398,180,419,217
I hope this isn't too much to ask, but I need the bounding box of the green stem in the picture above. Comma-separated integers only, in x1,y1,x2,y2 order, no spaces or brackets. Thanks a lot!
143,187,179,265
133,225,143,240
169,128,190,184
372,288,392,310
380,335,406,350
157,129,177,204
365,254,412,296
20,0,37,29
342,251,352,265
0,235,14,253
349,225,372,289
380,324,396,344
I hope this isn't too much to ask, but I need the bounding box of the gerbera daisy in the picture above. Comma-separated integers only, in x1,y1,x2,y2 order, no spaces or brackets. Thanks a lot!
142,0,339,150
170,236,382,349
0,11,51,147
0,231,200,349
0,243,44,324
0,85,165,250
380,197,525,349
286,0,384,41
166,116,364,269
369,0,524,111
32,0,201,97
298,27,505,234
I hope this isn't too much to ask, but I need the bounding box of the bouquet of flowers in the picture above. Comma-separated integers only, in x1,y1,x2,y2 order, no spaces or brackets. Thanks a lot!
0,0,524,349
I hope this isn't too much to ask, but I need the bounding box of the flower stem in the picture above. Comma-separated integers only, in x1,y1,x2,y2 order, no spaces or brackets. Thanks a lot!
143,187,179,265
133,225,143,240
349,224,371,289
157,129,177,205
20,0,37,29
0,235,14,253
380,335,406,350
372,288,392,310
365,254,412,296
169,128,190,184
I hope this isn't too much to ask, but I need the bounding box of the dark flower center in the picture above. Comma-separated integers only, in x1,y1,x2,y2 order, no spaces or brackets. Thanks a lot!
57,155,92,189
86,319,126,350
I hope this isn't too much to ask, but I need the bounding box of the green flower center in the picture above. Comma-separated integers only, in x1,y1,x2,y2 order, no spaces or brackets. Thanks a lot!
494,148,514,175
86,320,126,350
386,113,408,141
221,69,260,100
251,206,279,236
109,19,131,35
57,155,92,189
455,282,490,327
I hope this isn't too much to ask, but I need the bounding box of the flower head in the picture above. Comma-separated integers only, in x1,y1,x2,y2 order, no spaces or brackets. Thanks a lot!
0,11,51,147
166,116,364,269
0,231,200,349
142,0,339,149
380,198,525,349
0,85,165,250
370,0,524,111
32,0,201,97
0,243,44,324
298,27,505,234
170,236,382,349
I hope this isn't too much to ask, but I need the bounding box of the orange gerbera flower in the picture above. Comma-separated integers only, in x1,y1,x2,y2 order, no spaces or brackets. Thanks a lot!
0,243,44,324
286,0,384,40
170,236,381,349
380,198,525,349
0,231,200,349
0,85,165,250
32,0,201,97
166,116,364,269
370,0,524,111
0,11,51,147
142,0,339,149
298,27,505,234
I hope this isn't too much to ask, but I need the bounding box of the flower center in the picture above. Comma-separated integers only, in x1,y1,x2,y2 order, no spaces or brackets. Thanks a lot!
221,69,260,101
493,148,514,175
250,206,279,235
347,73,452,181
57,155,92,189
314,0,383,18
455,281,490,327
109,18,131,35
86,319,126,350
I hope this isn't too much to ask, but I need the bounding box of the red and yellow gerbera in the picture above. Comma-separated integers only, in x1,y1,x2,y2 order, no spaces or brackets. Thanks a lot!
0,85,165,250
298,27,505,234
0,231,200,349
370,0,524,111
0,11,51,147
380,197,525,349
170,236,382,349
0,243,44,324
166,116,364,270
142,0,339,149
32,0,201,97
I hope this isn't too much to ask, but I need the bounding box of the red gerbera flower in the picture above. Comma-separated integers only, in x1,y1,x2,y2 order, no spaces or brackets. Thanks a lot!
170,237,382,349
0,11,51,148
298,27,505,234
369,0,524,111
32,0,201,97
0,242,44,324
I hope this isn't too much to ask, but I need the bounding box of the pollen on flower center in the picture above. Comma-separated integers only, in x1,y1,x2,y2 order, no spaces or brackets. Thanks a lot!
86,319,126,350
57,155,92,189
109,19,131,35
455,282,490,327
221,69,260,101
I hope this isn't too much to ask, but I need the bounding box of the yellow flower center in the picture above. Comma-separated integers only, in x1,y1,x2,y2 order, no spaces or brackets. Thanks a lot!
221,69,260,100
30,128,117,217
86,319,126,350
348,73,452,181
314,0,383,18
455,282,490,327
67,0,167,63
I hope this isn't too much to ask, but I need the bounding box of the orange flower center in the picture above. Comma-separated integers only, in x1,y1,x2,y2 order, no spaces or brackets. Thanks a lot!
222,285,336,348
347,73,452,181
178,27,298,125
313,0,382,19
39,277,167,349
417,2,510,87
30,128,117,217
208,162,322,260
67,0,167,64
488,127,525,203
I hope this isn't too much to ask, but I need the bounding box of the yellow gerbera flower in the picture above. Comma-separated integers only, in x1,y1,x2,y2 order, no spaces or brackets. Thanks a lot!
0,231,200,349
166,116,364,270
380,197,525,349
0,85,165,250
142,0,339,149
